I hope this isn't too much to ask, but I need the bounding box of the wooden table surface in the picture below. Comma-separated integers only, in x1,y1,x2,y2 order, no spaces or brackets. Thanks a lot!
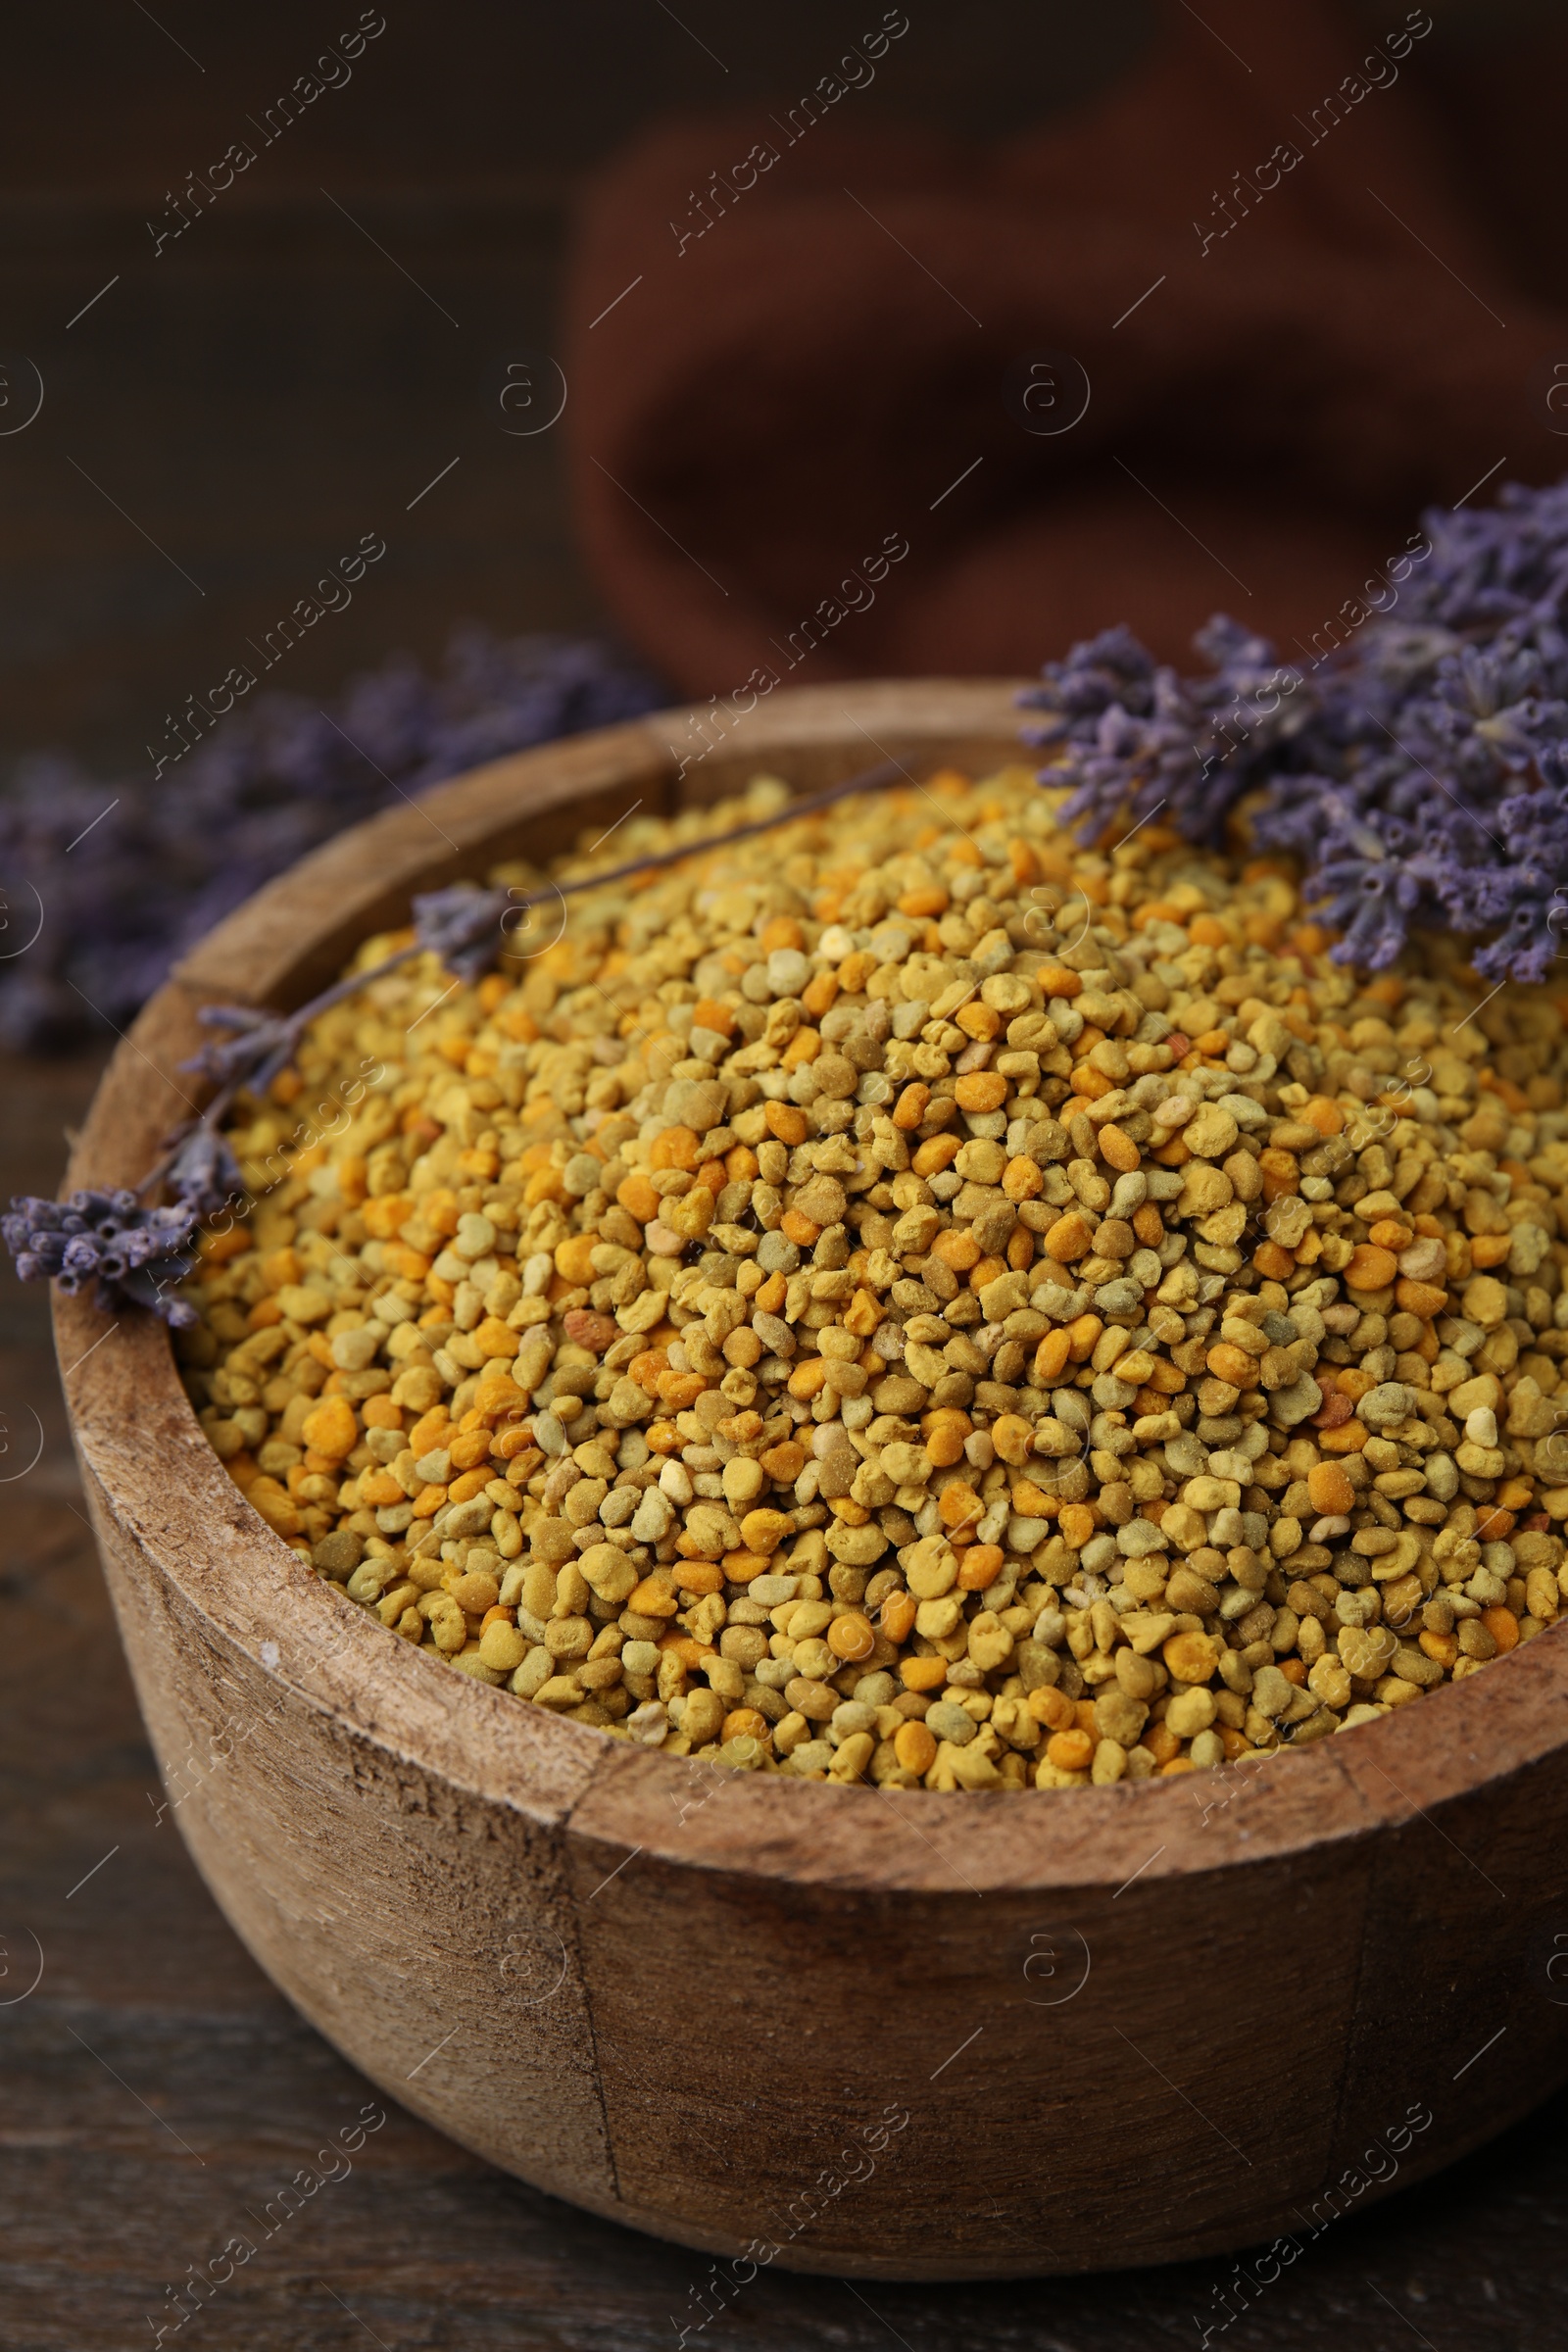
2,1049,1563,2348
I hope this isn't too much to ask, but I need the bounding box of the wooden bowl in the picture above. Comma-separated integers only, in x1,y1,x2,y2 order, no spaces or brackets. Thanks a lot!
58,681,1568,2279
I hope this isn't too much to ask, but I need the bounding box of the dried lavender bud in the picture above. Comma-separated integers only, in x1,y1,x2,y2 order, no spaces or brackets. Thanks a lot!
2,1190,199,1324
164,1126,247,1221
410,883,514,986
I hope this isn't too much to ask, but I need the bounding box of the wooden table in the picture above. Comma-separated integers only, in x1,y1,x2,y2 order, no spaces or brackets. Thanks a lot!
2,1048,1561,2346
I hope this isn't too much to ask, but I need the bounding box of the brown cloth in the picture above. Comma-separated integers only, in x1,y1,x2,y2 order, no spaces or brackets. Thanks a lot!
564,0,1561,698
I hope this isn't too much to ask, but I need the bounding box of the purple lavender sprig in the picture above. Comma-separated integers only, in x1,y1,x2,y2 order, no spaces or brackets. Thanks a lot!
2,1190,200,1326
9,753,909,1327
17,910,471,1325
164,1127,248,1223
0,629,666,1320
1021,475,1568,982
178,884,517,1111
182,1004,298,1090
410,884,515,986
0,628,666,1054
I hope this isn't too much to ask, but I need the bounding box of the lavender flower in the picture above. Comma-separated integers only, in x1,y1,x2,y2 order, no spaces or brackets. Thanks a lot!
0,629,665,1053
2,1190,199,1324
1021,475,1568,980
164,1127,247,1222
411,883,514,986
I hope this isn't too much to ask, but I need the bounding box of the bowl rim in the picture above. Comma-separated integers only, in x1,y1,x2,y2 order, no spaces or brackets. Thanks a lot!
55,675,1568,1899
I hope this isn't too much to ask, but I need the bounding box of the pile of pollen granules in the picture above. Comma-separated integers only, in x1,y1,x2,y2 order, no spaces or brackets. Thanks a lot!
175,763,1568,1790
